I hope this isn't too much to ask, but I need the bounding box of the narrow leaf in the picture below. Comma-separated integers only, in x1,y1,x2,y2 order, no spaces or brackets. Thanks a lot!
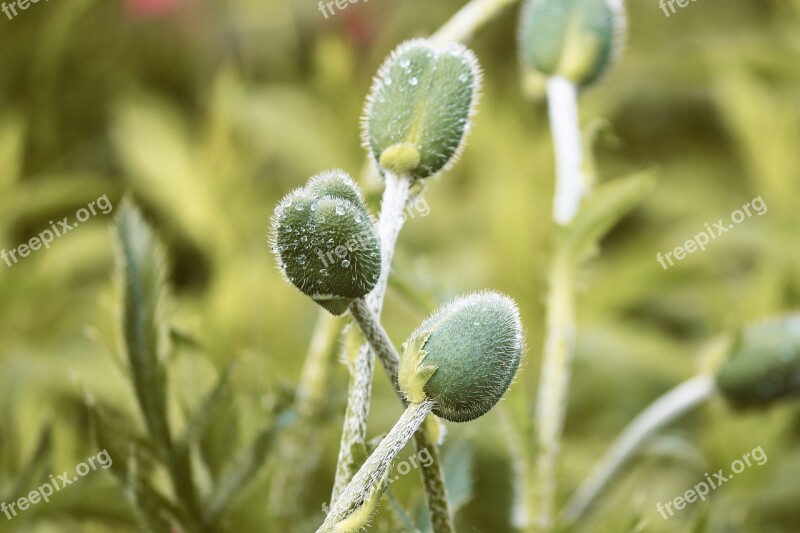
113,200,172,450
563,171,656,265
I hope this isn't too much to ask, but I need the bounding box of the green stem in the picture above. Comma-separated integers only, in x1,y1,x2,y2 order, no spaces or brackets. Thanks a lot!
413,426,455,533
320,401,435,532
349,298,400,388
349,297,455,532
562,375,716,525
430,0,520,45
331,172,412,504
533,251,575,532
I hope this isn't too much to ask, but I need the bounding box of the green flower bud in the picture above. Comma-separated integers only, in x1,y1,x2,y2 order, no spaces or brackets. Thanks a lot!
518,0,625,87
399,292,524,422
271,170,382,315
716,315,800,409
362,39,482,180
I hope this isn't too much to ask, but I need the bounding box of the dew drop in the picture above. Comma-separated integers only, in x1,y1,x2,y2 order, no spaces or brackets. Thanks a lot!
409,77,418,86
399,58,411,68
320,268,329,276
384,77,392,86
341,259,351,268
458,73,468,82
354,214,363,223
294,203,304,211
300,235,308,242
285,226,293,233
297,256,307,265
335,205,346,216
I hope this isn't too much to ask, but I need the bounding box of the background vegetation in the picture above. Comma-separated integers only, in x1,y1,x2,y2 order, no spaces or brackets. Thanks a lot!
0,0,798,531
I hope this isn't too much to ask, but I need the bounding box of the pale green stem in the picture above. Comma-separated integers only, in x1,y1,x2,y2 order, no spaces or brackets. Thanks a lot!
547,76,585,226
349,298,455,532
412,426,454,533
319,400,435,532
349,298,400,387
268,312,342,517
331,172,411,504
430,0,521,45
533,252,575,532
562,375,716,525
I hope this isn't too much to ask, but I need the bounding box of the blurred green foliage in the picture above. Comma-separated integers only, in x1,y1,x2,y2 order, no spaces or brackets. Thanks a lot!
0,0,799,531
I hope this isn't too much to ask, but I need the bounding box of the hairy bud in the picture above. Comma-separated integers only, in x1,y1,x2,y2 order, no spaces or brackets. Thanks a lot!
362,39,482,180
399,291,524,422
271,170,382,315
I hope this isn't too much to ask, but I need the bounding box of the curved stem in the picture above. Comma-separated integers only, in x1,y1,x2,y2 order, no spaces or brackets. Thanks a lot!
430,0,520,45
331,172,411,503
561,375,717,525
320,401,435,532
547,76,585,226
349,298,400,388
349,299,455,532
533,251,575,531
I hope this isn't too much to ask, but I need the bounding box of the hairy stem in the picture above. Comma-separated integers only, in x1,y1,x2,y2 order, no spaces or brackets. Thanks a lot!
413,426,455,533
431,0,520,45
350,297,454,531
331,172,411,503
349,298,400,388
562,375,716,524
547,76,585,226
533,252,575,532
320,400,435,532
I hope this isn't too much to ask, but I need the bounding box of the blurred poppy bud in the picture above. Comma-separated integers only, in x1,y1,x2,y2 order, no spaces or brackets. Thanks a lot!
518,0,625,87
716,315,800,409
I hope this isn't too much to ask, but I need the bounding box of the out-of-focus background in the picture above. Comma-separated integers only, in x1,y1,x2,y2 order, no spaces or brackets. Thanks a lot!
0,0,798,531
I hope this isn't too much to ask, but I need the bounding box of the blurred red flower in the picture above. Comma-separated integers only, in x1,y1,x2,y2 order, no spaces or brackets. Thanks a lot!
125,0,180,19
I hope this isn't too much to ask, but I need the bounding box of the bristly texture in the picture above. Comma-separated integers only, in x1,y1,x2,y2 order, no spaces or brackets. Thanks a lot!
362,39,482,180
400,291,524,422
271,169,382,315
716,315,800,409
518,0,626,88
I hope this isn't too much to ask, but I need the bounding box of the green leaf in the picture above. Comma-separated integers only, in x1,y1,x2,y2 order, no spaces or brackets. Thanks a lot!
8,424,52,501
562,171,657,265
208,410,295,519
442,439,474,512
0,113,25,196
414,439,474,532
113,200,173,450
123,445,182,532
181,359,239,448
